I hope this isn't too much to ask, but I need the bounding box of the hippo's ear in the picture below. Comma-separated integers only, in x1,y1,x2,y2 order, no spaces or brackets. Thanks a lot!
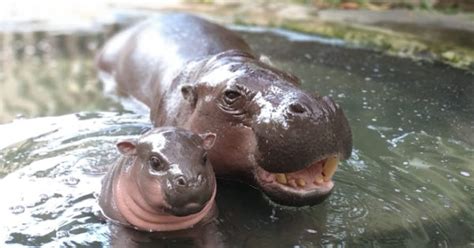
259,54,274,66
199,132,216,150
181,84,197,107
116,140,137,156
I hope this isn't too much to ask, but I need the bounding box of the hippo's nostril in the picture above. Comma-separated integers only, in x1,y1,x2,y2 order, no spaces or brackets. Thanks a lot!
322,96,338,112
197,174,204,184
289,103,307,114
175,176,187,187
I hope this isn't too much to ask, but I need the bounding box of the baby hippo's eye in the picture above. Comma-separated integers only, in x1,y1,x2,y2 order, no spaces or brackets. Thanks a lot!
149,155,164,171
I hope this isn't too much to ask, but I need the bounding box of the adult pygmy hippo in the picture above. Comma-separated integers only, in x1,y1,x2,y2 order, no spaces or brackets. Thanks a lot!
97,13,352,206
99,127,217,232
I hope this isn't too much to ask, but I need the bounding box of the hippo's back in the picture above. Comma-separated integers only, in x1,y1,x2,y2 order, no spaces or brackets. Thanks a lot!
147,13,253,60
97,13,253,106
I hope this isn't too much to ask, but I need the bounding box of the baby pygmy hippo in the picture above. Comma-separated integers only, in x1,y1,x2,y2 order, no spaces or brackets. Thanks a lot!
99,127,217,232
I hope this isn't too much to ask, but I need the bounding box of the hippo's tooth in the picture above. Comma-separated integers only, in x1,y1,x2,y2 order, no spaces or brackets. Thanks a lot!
275,173,287,184
323,156,339,181
288,179,297,188
314,175,324,185
296,178,306,187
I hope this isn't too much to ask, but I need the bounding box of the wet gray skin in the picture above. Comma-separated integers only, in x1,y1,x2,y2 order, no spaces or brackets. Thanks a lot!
0,21,473,247
97,13,352,206
99,127,217,231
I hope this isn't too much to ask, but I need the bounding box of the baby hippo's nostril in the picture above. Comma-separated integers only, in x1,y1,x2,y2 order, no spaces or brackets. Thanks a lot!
289,102,307,114
175,176,187,187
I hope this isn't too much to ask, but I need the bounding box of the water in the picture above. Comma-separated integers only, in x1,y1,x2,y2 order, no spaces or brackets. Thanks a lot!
1,18,473,247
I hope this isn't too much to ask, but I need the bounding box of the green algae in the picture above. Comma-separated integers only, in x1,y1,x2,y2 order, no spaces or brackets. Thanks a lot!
233,17,474,70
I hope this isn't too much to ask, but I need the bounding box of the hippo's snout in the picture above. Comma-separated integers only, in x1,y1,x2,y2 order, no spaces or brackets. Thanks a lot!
288,102,309,115
250,91,352,206
254,93,352,174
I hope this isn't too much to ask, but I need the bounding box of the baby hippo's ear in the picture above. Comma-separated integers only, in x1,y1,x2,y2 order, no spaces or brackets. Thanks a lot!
199,132,216,150
116,140,137,156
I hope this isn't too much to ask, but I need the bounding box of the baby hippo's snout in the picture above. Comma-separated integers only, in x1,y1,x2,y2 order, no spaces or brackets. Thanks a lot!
174,173,205,186
173,173,206,190
166,170,214,217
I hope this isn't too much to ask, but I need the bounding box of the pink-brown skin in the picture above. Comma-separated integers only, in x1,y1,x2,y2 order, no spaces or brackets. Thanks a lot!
108,218,223,248
99,127,217,232
97,13,352,206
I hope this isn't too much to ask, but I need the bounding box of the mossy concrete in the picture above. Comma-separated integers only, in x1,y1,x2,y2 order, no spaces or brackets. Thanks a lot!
144,2,474,70
0,1,473,70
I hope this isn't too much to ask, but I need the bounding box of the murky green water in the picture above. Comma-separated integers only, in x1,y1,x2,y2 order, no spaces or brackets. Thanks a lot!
1,19,473,247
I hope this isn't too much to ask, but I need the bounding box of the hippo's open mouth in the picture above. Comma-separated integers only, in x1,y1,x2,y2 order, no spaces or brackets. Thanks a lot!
255,156,339,206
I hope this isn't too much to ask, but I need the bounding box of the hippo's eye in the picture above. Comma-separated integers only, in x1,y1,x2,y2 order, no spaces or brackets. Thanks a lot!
202,153,208,165
224,90,241,104
149,155,163,171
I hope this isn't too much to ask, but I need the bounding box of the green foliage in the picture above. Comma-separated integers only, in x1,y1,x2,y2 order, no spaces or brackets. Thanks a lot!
419,0,434,10
324,0,341,7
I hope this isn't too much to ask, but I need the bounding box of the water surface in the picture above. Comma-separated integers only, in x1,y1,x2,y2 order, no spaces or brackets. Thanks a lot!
0,19,473,247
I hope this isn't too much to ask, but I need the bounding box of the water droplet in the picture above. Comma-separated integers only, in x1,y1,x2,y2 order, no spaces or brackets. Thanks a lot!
81,207,92,214
140,127,152,134
33,171,47,178
269,208,279,222
39,194,48,201
460,171,470,177
56,230,69,238
10,205,25,214
108,128,121,134
63,177,80,186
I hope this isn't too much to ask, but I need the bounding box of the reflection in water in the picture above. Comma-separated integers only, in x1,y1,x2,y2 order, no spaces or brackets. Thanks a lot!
0,113,146,246
0,24,473,247
0,29,121,123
